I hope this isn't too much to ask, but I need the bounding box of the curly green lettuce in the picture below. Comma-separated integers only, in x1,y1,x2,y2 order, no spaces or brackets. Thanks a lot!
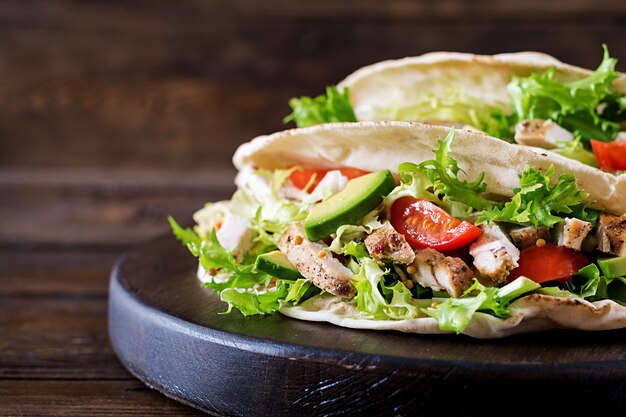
508,44,625,143
477,165,596,227
423,277,540,333
284,86,357,127
418,129,497,212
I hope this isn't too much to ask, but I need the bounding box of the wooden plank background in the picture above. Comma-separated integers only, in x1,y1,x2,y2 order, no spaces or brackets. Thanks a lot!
1,1,626,415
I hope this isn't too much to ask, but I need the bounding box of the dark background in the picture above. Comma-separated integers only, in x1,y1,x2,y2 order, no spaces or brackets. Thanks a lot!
1,1,626,415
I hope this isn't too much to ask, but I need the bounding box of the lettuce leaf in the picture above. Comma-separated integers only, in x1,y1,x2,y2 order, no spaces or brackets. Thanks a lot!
508,45,624,142
284,86,357,128
567,264,626,305
353,258,418,320
368,87,511,138
169,216,267,292
477,165,592,227
328,210,382,260
552,137,599,167
169,215,202,247
423,277,540,333
220,285,288,316
220,278,321,316
418,129,498,212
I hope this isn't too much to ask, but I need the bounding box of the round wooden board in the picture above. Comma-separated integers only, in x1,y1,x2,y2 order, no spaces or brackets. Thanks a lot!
109,234,626,416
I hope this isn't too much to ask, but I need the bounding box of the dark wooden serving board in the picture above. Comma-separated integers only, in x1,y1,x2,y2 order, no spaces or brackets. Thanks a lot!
108,234,626,416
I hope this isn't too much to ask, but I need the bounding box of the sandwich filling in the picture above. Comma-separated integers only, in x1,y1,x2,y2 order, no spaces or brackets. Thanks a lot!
170,129,626,334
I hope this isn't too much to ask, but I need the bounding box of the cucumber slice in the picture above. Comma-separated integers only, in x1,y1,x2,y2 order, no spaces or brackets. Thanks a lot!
255,250,301,280
303,170,395,241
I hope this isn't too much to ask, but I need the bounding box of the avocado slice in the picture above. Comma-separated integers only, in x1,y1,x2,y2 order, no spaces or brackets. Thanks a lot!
303,170,395,241
255,250,301,280
598,256,626,279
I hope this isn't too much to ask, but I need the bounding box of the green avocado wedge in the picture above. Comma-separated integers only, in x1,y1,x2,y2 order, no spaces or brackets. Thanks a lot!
303,170,396,241
255,250,301,280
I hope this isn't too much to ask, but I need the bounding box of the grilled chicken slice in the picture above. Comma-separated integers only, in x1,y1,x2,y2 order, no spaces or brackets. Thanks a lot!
514,119,574,149
470,224,520,285
213,213,253,262
411,248,446,291
278,224,355,298
364,221,415,265
409,248,473,297
597,213,626,256
433,257,474,298
554,218,593,251
509,226,550,249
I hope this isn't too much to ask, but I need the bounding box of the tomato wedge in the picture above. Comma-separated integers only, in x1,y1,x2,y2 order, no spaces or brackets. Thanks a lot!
590,139,626,171
288,166,370,191
390,197,483,251
508,245,591,284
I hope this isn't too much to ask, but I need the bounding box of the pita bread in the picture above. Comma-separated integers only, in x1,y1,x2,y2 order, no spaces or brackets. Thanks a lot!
279,293,626,339
233,121,626,215
230,121,626,338
337,51,626,122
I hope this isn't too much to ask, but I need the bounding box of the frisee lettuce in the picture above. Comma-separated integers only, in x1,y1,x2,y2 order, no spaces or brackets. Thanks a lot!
508,44,624,143
220,278,320,316
284,86,357,128
353,258,418,320
169,216,268,292
477,165,594,227
423,277,540,333
419,129,497,212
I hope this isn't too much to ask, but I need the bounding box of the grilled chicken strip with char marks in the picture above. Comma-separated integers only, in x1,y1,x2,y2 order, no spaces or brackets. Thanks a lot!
364,221,415,265
470,224,520,285
409,248,473,297
509,226,550,249
554,217,593,251
278,223,355,298
597,213,626,257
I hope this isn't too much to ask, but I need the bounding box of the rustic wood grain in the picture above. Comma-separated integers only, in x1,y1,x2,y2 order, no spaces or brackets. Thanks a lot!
1,0,625,170
108,233,626,416
0,380,206,416
2,1,626,414
0,168,234,247
0,247,207,415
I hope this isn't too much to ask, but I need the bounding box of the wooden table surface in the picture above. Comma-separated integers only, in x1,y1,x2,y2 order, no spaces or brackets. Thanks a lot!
2,1,626,415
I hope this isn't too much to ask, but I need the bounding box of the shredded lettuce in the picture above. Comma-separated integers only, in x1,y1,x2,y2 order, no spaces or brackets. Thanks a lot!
353,258,418,320
235,168,308,246
508,45,624,143
328,209,383,259
369,87,512,138
423,277,540,333
477,165,592,227
284,86,357,128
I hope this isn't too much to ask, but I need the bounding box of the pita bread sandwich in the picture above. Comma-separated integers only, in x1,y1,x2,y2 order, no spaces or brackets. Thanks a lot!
169,121,626,338
285,45,626,172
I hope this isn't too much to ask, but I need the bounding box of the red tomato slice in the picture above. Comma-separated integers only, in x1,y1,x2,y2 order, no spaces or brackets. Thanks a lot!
508,245,591,284
390,197,483,251
590,139,626,171
288,166,370,192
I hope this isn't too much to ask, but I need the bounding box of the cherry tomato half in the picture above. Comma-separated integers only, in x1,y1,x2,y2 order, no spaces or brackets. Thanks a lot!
590,139,626,171
390,197,483,251
288,166,370,192
507,245,591,284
